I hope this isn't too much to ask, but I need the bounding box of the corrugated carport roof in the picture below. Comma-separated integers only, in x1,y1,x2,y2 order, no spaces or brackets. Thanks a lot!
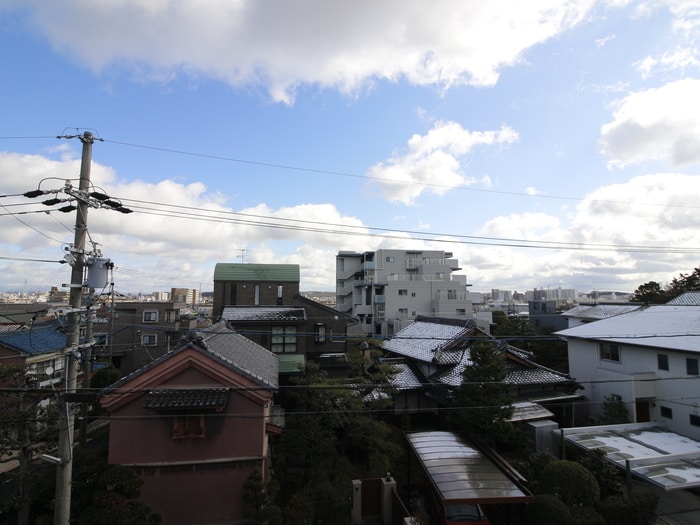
558,422,700,490
406,431,531,504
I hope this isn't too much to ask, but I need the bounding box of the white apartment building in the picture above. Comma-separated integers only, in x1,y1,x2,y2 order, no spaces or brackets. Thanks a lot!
336,249,472,337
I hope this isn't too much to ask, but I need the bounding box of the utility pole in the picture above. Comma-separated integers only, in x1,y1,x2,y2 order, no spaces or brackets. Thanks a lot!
54,131,94,525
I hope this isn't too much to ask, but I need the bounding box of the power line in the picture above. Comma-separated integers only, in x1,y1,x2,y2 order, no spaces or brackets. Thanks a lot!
101,138,700,211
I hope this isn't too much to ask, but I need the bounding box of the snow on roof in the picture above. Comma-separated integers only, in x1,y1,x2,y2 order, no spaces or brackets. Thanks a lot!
562,303,642,320
556,305,700,352
381,317,474,363
561,423,700,490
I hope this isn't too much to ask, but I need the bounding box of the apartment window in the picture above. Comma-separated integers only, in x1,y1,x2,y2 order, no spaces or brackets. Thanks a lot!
386,256,395,262
398,308,408,318
398,289,408,296
277,285,284,305
271,326,296,353
599,342,620,362
657,354,669,371
690,414,700,427
687,358,699,376
411,292,417,297
314,324,327,343
172,414,205,439
448,289,457,300
435,272,444,280
660,406,673,419
141,333,157,346
143,310,159,323
254,284,260,305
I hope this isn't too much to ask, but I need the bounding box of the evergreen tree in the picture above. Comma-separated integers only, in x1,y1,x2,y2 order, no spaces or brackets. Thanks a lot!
272,357,401,524
0,364,57,525
451,340,515,447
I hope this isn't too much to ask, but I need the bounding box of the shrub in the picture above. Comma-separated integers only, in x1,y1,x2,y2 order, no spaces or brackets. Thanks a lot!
570,505,606,525
596,492,659,525
539,460,600,507
517,450,557,494
525,494,572,525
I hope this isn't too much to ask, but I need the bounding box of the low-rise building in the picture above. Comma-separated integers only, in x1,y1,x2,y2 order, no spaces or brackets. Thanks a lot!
557,293,700,439
99,322,279,525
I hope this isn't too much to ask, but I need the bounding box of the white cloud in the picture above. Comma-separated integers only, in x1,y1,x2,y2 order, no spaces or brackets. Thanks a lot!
635,48,699,78
456,173,700,293
6,0,596,103
0,151,371,292
600,78,700,167
366,121,518,205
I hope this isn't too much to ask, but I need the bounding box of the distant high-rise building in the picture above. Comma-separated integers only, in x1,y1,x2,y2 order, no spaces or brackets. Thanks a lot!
336,249,472,337
171,288,199,305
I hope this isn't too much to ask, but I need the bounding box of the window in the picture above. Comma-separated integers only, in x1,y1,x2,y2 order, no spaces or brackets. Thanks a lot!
314,324,327,343
435,272,444,280
690,414,700,427
658,354,669,371
143,310,159,323
271,326,297,353
448,289,457,300
254,284,260,305
660,406,673,419
398,289,408,296
386,256,395,263
277,285,284,305
141,333,157,346
173,414,205,439
687,358,699,376
599,342,620,362
411,292,417,297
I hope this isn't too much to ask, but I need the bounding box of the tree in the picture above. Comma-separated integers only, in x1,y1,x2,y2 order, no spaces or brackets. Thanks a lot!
598,395,630,425
539,460,600,508
0,364,57,525
241,471,282,525
450,340,515,447
272,358,401,524
630,281,667,304
631,267,700,304
77,466,161,525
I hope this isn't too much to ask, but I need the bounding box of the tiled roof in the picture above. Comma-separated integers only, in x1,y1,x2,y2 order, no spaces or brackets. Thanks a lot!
666,292,700,306
213,263,299,282
562,303,642,320
0,324,65,355
382,317,574,391
144,388,229,410
221,306,306,322
382,317,475,364
103,321,278,394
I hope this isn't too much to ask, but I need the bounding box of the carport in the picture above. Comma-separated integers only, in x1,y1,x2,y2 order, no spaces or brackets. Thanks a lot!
406,431,532,522
557,422,700,491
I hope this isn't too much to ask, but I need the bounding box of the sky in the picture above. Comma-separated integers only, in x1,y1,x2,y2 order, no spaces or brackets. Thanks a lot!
1,0,700,297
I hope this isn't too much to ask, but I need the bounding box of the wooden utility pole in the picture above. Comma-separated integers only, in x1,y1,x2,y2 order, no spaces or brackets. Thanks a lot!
54,131,94,525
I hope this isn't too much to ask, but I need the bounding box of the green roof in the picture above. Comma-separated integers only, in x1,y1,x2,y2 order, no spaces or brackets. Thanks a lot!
214,263,300,282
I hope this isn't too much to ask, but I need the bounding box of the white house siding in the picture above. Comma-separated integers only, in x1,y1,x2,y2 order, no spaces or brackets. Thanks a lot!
567,338,700,441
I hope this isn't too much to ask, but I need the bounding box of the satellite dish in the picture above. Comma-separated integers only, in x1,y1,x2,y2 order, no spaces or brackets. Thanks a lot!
45,367,54,376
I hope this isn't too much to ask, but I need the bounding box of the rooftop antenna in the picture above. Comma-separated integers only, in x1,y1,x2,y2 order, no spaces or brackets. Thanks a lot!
239,248,248,263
